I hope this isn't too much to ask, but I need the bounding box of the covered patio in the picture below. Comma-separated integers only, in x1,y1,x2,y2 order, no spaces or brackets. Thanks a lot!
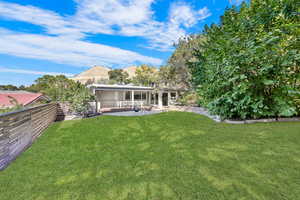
88,84,181,112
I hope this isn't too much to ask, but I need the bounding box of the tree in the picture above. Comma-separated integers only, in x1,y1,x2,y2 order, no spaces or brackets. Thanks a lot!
108,69,130,84
0,84,19,91
189,0,300,119
68,82,95,114
27,75,73,101
132,65,158,86
27,75,94,114
157,66,176,88
18,85,26,90
168,35,206,89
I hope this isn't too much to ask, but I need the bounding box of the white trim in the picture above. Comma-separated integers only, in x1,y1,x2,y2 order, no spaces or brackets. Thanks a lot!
88,84,153,90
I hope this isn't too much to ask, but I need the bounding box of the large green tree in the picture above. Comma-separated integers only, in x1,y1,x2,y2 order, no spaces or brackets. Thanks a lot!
132,65,158,86
108,69,130,84
0,85,19,91
157,65,176,88
168,35,206,89
189,0,300,119
27,75,94,114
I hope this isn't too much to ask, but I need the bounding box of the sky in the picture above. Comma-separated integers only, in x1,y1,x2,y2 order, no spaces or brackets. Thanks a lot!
0,0,244,86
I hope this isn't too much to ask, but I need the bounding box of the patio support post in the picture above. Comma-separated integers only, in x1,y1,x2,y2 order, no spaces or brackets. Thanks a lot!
131,90,134,108
168,91,171,106
147,91,150,105
158,91,163,109
92,88,97,112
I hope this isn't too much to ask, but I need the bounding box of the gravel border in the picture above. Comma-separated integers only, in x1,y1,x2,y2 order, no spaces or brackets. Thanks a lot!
165,106,300,124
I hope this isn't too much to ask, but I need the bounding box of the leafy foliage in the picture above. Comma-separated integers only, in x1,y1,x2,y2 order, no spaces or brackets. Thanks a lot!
0,84,26,91
108,69,130,84
69,84,95,114
27,75,94,114
189,0,300,119
156,65,176,88
178,92,200,106
132,64,158,86
168,35,206,89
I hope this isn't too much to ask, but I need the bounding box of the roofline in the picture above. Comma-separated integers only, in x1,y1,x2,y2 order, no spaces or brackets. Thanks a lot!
24,95,50,106
87,84,188,92
88,84,154,91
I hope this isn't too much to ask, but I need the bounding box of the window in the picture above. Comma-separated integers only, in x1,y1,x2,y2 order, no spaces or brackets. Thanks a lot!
171,92,176,100
142,92,147,100
134,92,141,100
125,91,131,100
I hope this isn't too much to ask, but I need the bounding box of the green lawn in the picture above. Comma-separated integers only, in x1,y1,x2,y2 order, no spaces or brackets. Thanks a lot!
0,112,300,200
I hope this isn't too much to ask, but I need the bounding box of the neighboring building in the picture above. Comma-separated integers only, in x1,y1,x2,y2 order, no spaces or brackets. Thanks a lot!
70,65,139,84
88,84,185,112
0,91,49,109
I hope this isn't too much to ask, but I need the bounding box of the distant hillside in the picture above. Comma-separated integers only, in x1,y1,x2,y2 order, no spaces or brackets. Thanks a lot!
70,66,110,84
70,65,138,84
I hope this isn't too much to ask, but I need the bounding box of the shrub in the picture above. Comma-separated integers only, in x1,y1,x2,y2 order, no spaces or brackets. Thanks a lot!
178,92,200,106
189,0,299,119
69,85,95,114
27,75,94,115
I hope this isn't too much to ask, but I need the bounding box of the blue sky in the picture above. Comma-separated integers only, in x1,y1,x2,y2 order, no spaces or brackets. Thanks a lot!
0,0,243,86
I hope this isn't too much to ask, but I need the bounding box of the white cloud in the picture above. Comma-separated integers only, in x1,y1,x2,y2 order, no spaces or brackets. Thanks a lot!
0,66,74,77
0,28,162,67
74,0,154,26
0,1,83,38
169,3,210,28
0,0,212,64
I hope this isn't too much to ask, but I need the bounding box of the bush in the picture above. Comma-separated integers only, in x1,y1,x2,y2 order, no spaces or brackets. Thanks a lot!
69,85,95,115
189,0,299,119
27,75,94,115
178,92,200,106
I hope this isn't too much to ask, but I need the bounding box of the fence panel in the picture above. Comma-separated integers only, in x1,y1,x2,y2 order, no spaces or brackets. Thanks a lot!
0,103,57,170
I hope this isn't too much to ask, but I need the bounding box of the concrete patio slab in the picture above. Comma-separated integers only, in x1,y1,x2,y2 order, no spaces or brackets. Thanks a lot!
102,110,163,116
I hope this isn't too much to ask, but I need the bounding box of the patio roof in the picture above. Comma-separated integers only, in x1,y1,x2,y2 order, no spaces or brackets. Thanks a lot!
88,84,154,91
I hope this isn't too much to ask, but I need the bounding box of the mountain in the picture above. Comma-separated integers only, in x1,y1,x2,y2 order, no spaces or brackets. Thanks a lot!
70,66,110,84
71,65,139,84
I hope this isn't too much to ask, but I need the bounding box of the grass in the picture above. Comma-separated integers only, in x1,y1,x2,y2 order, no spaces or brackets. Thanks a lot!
0,112,300,200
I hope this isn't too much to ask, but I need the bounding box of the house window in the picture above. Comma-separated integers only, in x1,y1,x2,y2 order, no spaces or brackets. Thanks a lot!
134,92,141,100
170,92,177,100
125,91,131,100
142,92,147,100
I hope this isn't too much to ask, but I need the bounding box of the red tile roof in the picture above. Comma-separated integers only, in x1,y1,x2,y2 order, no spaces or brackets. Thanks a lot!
0,92,44,107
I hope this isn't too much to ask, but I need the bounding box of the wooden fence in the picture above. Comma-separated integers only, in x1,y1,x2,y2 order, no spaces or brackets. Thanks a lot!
0,103,57,170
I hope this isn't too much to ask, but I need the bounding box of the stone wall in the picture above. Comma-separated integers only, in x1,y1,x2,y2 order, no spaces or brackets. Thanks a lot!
0,103,57,170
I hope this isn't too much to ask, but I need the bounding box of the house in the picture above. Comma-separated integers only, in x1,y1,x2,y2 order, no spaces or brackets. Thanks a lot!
88,84,184,112
0,91,49,109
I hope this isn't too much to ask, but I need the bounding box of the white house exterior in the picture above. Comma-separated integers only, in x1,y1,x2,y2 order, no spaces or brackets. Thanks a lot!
88,84,182,112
